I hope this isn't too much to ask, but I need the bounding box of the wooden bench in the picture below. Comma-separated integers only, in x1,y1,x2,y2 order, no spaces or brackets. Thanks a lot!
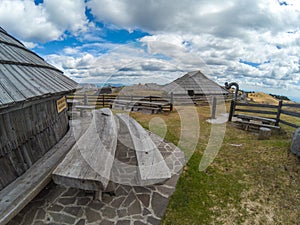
235,114,277,124
110,99,168,113
116,113,171,185
235,120,280,131
110,99,134,110
75,105,95,117
52,108,118,201
0,128,76,225
233,114,280,131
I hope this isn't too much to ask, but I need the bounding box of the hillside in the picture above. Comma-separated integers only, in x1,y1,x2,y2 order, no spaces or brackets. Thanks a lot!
247,92,295,105
247,92,279,105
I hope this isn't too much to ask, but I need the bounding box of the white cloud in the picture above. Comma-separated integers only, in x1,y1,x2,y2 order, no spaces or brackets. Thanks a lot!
0,0,299,99
87,0,300,36
0,0,88,42
43,0,88,34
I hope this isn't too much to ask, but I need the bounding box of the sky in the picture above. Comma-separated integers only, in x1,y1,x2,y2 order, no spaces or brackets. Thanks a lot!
0,0,299,101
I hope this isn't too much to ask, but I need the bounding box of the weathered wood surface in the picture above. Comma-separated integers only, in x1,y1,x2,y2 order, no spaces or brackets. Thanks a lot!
0,127,76,225
116,114,171,184
52,108,118,192
235,114,276,124
112,99,169,108
258,127,272,140
279,119,300,128
235,108,277,115
111,99,168,113
235,120,280,130
75,105,95,110
74,105,95,117
0,97,69,191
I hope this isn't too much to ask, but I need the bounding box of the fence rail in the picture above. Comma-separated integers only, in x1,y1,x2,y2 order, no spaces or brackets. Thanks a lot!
229,100,300,129
66,93,173,111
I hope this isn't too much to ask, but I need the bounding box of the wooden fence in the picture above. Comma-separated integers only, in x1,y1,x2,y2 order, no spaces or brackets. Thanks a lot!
229,100,300,128
67,93,173,112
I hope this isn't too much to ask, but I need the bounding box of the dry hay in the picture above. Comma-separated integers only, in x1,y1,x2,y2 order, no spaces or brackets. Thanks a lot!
247,92,279,105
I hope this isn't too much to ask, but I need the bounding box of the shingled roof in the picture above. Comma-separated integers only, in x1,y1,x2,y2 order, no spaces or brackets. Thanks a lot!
0,27,77,108
164,70,228,95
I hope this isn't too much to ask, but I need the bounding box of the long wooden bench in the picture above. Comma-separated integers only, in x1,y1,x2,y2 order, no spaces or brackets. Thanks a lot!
52,108,118,201
235,114,277,124
116,113,171,185
233,114,280,131
110,99,169,113
0,128,77,225
235,120,280,131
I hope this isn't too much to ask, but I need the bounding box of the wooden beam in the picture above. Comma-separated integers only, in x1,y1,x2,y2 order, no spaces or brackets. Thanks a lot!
0,128,76,225
52,108,118,193
235,108,277,115
116,114,171,184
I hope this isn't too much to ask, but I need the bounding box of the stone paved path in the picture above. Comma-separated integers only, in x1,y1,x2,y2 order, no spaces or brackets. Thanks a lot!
8,122,185,225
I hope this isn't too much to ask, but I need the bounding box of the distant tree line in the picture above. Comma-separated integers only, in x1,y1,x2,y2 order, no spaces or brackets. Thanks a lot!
269,93,290,101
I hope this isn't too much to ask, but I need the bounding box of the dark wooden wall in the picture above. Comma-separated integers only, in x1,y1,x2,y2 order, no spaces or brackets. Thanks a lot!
0,97,69,191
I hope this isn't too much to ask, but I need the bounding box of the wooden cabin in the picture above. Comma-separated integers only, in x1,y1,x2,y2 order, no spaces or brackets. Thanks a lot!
0,27,77,191
164,70,229,98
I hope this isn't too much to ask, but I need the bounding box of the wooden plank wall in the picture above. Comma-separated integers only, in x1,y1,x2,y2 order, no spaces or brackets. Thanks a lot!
0,97,69,191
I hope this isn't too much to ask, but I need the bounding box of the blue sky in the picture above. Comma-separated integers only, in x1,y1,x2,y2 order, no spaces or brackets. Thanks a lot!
0,0,300,101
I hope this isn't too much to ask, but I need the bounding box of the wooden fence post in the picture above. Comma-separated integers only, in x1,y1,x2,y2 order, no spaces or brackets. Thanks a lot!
170,92,173,111
102,94,105,107
228,100,235,122
211,97,217,119
275,100,283,126
84,93,88,105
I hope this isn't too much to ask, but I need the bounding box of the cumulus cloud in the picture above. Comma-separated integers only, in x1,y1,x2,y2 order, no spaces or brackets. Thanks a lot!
0,0,88,42
0,0,299,99
87,0,299,36
45,43,185,85
85,0,300,95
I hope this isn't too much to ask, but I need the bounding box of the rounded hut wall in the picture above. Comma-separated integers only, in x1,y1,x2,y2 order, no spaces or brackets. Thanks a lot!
0,97,69,191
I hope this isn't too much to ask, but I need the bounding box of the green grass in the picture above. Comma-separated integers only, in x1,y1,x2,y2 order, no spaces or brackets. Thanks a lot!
130,105,300,224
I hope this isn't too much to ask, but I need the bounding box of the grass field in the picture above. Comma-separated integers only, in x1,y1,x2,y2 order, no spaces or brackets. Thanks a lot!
130,104,300,224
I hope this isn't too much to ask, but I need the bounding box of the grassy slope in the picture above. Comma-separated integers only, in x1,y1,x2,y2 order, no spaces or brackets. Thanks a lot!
130,105,300,225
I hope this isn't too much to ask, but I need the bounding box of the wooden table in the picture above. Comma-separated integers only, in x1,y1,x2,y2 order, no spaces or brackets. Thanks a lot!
52,108,118,201
110,99,170,113
75,105,95,117
234,114,280,130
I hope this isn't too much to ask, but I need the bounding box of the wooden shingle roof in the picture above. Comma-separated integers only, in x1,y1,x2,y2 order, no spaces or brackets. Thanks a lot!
0,27,77,108
164,71,228,95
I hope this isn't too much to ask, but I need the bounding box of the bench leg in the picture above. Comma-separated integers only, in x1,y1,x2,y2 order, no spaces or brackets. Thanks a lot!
80,109,83,117
94,191,102,201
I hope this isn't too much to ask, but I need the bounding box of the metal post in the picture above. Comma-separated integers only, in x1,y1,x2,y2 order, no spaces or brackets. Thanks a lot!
225,82,239,102
228,100,235,122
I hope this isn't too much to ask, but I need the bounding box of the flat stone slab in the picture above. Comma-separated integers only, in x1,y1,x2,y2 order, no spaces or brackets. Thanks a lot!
7,129,185,225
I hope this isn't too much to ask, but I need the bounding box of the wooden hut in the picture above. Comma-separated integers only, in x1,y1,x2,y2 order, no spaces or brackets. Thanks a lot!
0,27,77,191
164,70,229,97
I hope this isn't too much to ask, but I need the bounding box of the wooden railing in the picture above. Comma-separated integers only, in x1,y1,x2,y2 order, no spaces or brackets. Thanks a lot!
67,93,173,111
279,103,300,128
229,100,300,128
